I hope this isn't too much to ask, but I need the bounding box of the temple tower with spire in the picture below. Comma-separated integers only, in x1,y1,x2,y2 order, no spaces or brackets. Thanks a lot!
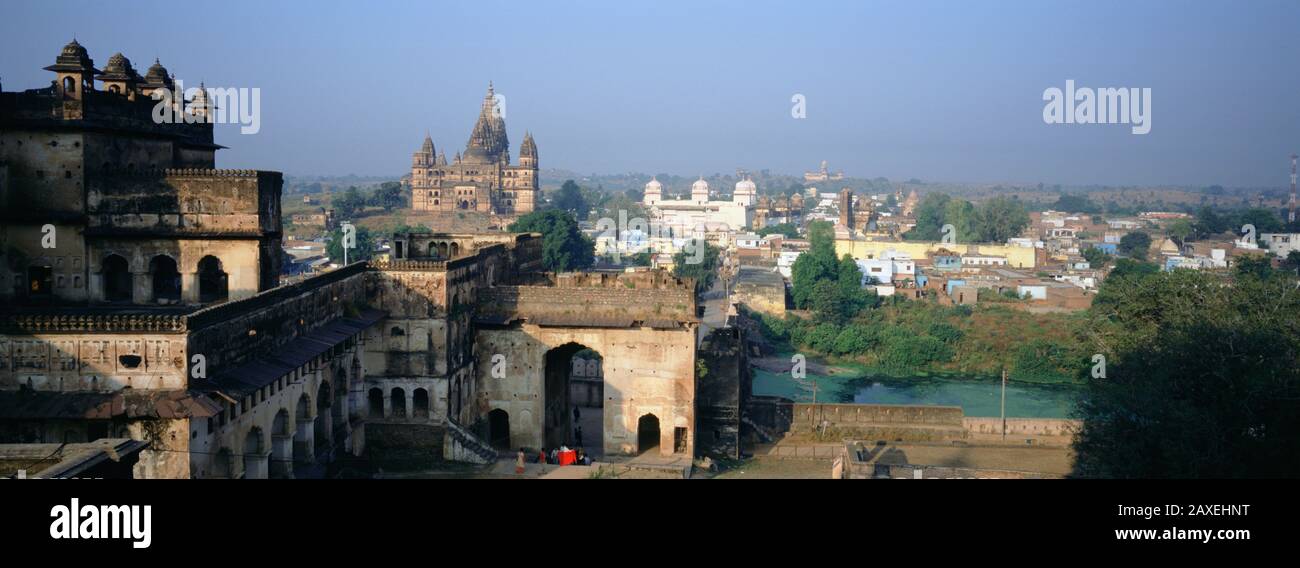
409,83,539,216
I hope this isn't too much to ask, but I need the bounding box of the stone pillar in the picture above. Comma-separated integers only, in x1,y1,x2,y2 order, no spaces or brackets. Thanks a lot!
181,271,199,304
133,271,152,305
294,418,314,463
383,394,391,419
88,272,104,303
244,451,268,479
271,434,294,479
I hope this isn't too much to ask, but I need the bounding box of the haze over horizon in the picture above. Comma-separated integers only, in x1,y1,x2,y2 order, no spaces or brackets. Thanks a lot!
3,0,1297,188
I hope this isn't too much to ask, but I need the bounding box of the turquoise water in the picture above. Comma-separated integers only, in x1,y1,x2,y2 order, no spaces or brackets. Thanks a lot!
751,367,1081,418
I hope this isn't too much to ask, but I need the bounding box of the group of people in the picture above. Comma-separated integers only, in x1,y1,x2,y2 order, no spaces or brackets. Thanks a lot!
511,406,596,473
515,445,592,473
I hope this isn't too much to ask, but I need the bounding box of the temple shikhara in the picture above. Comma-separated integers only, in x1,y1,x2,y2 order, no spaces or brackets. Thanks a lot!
408,84,539,216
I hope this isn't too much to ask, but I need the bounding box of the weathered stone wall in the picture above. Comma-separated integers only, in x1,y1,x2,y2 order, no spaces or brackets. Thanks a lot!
963,417,1080,438
791,403,966,429
0,130,86,219
733,267,787,316
364,422,445,470
475,323,697,456
186,263,368,372
0,331,187,392
697,327,749,459
87,169,281,236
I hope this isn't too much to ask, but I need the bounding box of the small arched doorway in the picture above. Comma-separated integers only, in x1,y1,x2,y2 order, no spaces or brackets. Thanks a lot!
488,408,510,450
637,414,661,455
390,388,406,418
368,388,384,418
413,388,429,419
149,255,181,303
102,254,132,303
197,255,228,303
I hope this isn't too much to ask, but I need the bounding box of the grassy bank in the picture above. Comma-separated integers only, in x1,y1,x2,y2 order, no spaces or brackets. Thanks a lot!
748,300,1090,385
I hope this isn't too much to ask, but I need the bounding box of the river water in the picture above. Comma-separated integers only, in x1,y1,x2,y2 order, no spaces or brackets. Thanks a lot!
751,367,1082,419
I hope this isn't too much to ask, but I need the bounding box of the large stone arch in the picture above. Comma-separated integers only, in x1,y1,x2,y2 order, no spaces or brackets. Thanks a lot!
474,324,696,457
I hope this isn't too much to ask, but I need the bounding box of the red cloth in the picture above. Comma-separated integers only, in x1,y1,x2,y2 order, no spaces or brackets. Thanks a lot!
558,449,577,466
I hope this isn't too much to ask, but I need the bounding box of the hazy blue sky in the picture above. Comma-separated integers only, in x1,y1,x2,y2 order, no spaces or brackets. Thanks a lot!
3,0,1297,187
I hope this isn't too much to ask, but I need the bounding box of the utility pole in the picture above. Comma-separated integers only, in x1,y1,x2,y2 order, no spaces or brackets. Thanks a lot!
1000,367,1008,440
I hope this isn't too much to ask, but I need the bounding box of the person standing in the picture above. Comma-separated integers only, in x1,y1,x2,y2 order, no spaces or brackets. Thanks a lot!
516,447,526,474
575,425,584,448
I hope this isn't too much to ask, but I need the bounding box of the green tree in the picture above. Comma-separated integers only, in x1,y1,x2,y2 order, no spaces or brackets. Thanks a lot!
1280,251,1300,274
1118,231,1152,260
973,196,1030,243
370,181,405,211
790,221,838,308
1074,270,1300,477
552,180,588,220
810,279,848,325
756,223,799,239
906,193,952,241
332,186,367,219
1052,194,1101,214
672,241,720,294
1193,206,1229,238
1082,246,1112,268
1234,208,1284,235
1234,254,1274,280
1166,218,1193,242
326,224,374,263
832,324,877,355
508,209,595,272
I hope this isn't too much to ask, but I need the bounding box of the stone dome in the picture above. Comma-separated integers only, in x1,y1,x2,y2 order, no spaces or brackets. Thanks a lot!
61,39,88,58
145,58,169,81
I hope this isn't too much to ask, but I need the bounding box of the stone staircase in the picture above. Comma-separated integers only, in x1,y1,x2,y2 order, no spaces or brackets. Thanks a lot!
741,415,779,443
443,420,498,464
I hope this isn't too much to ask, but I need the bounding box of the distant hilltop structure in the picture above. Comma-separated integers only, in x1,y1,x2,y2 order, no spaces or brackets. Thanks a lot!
804,160,844,183
409,83,539,217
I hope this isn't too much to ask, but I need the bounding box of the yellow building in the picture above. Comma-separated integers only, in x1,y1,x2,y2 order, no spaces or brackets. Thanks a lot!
835,238,1037,269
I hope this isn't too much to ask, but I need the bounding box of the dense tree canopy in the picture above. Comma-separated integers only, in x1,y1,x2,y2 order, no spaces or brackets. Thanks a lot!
508,209,594,272
551,180,589,220
756,223,800,239
368,181,405,212
332,186,367,219
905,193,1028,243
1074,269,1300,478
1052,194,1101,214
672,240,720,294
1117,231,1152,260
326,224,374,263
